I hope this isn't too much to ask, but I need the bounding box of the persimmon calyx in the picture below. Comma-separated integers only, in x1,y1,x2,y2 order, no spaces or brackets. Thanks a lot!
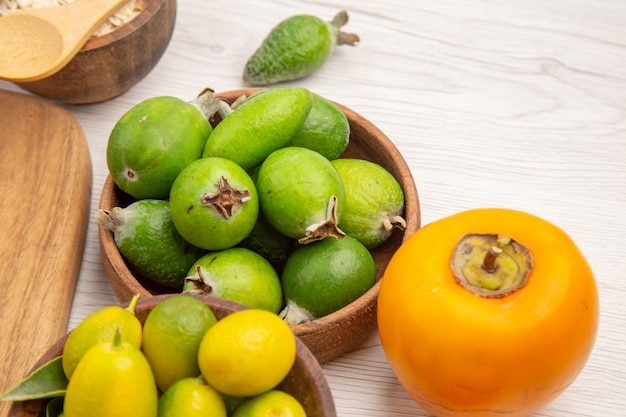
201,176,251,218
450,233,533,298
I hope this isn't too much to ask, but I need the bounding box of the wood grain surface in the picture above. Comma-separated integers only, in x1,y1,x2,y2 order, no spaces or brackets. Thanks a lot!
1,0,624,416
0,91,92,417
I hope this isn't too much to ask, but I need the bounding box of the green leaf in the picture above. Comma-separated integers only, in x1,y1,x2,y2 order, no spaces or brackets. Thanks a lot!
0,356,68,402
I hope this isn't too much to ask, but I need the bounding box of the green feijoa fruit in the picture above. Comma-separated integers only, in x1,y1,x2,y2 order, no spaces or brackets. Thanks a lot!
243,11,360,86
96,200,206,289
331,158,407,249
169,157,259,251
256,147,346,244
202,87,313,171
288,93,349,160
107,90,219,199
238,211,298,264
183,248,282,313
279,235,376,325
237,164,297,263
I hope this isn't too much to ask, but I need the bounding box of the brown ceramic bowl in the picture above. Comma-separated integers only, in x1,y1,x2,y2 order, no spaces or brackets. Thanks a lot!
8,294,336,417
13,0,176,104
98,88,421,364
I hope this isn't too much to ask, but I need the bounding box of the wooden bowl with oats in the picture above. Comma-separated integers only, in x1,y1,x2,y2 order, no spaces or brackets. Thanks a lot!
98,89,421,364
8,0,176,104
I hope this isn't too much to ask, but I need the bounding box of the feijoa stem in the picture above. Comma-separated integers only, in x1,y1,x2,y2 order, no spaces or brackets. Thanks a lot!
330,11,360,46
190,88,222,120
215,94,250,119
299,195,346,244
450,233,533,298
279,300,316,325
382,215,407,232
183,266,213,295
95,207,126,234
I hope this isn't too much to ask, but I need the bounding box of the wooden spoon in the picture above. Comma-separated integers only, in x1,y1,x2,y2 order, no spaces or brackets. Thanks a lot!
0,0,131,82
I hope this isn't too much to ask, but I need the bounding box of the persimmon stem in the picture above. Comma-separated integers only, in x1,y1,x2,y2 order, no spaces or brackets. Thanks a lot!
482,246,502,273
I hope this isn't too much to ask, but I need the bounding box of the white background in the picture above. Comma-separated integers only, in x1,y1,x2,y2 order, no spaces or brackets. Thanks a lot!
1,0,624,415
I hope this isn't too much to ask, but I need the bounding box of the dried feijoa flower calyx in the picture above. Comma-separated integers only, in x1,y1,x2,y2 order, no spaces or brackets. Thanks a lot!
243,11,359,86
169,157,259,251
182,247,283,314
331,158,406,249
95,199,206,289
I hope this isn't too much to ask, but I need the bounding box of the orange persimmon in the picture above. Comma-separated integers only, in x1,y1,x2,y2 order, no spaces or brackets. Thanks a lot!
377,208,599,417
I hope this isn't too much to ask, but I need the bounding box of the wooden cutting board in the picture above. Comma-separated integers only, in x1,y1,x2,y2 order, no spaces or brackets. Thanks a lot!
0,90,92,415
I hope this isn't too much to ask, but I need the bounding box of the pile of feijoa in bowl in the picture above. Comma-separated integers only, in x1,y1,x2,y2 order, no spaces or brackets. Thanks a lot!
97,86,407,325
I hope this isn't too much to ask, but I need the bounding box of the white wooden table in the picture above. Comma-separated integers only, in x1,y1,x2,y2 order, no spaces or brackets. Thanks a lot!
2,0,624,415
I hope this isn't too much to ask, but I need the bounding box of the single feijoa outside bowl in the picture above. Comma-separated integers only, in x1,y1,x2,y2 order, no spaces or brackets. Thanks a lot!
98,88,421,364
10,0,176,104
7,294,336,417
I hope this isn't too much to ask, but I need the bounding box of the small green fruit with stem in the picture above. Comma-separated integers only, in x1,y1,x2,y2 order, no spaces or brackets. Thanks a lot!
96,200,206,290
280,235,376,324
107,89,219,199
169,157,259,251
331,158,406,248
255,147,346,244
244,11,359,85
